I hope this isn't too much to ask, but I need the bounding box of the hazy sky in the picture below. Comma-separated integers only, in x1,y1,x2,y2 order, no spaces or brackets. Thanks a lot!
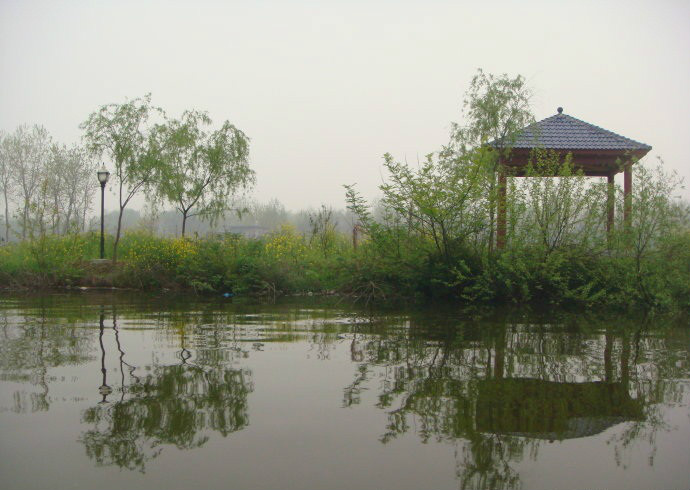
1,0,689,211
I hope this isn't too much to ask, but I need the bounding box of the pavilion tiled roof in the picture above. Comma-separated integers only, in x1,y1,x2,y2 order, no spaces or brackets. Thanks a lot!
499,108,652,151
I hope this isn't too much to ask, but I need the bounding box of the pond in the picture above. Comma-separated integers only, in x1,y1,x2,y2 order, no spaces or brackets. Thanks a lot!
0,293,688,490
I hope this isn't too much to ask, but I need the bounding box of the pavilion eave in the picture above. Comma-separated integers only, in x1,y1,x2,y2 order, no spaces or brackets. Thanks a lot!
501,147,652,177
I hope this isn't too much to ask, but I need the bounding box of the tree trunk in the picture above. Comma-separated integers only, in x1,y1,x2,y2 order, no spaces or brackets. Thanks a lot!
64,193,75,235
488,172,496,254
63,207,72,235
22,201,28,240
606,173,615,234
81,204,87,232
181,210,187,237
53,194,60,235
81,188,89,232
3,191,9,242
112,207,124,263
496,168,507,250
624,162,632,229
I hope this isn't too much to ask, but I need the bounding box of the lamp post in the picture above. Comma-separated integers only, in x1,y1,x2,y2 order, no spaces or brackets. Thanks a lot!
97,166,110,259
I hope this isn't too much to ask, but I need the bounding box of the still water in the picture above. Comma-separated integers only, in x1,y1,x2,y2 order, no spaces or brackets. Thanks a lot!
0,293,688,490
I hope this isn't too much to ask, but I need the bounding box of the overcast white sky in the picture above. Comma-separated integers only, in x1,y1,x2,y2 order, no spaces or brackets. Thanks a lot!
1,0,689,211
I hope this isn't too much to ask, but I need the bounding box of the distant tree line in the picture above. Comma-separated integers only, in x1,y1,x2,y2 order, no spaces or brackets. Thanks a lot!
1,94,257,258
95,199,357,238
0,93,359,248
0,125,96,242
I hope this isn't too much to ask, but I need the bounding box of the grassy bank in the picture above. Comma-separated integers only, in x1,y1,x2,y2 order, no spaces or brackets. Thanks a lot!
1,225,688,311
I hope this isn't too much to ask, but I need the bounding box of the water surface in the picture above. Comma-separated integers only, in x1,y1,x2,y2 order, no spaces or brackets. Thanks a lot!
0,293,688,490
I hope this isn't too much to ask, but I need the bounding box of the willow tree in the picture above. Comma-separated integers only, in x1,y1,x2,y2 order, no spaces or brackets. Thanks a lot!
81,94,161,261
447,69,533,252
152,110,253,237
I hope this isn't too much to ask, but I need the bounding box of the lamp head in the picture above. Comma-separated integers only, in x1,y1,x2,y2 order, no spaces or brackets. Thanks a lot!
97,166,110,185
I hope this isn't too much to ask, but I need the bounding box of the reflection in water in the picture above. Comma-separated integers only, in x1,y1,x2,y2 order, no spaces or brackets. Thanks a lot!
0,302,94,412
0,295,688,489
80,309,253,472
97,311,112,403
475,378,643,438
343,315,688,489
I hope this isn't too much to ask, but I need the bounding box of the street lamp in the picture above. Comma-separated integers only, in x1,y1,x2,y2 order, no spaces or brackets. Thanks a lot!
97,166,110,259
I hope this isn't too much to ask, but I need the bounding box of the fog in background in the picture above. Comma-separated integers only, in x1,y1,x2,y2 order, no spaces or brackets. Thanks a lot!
2,0,689,218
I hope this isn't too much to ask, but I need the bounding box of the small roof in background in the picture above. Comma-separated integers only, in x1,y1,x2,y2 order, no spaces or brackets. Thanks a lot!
499,108,652,152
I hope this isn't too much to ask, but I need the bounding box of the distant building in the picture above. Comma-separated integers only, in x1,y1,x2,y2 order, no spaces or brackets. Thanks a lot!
222,225,270,239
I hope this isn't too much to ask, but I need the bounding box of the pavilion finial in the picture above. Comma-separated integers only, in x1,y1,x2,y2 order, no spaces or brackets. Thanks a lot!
557,107,563,114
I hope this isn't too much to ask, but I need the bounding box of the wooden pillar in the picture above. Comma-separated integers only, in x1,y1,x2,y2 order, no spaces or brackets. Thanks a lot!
497,167,507,250
624,162,632,228
606,173,615,235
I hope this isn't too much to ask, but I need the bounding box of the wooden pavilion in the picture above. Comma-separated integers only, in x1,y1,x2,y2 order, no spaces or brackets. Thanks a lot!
494,108,652,248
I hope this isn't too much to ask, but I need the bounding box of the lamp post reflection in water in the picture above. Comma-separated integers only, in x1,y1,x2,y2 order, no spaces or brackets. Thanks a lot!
98,310,112,403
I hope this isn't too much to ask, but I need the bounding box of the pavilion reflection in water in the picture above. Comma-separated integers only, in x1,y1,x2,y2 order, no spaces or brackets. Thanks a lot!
346,316,663,490
475,378,644,440
475,324,643,441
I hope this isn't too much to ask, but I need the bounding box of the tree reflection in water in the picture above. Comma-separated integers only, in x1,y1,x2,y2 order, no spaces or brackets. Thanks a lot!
343,312,688,490
1,297,687,486
0,303,94,413
79,309,253,472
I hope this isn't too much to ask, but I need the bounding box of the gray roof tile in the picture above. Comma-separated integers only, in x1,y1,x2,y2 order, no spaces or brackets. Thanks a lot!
496,109,652,151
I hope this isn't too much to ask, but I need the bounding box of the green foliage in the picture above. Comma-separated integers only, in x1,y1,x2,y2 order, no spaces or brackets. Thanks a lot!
0,233,92,286
516,149,607,254
150,110,254,236
308,205,338,258
1,188,688,311
109,225,351,295
2,76,689,311
455,69,534,152
445,70,534,253
336,69,689,310
342,154,688,309
378,151,488,262
81,94,162,261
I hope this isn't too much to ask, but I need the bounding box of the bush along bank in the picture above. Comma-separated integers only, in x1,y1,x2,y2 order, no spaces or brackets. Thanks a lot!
1,218,689,312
